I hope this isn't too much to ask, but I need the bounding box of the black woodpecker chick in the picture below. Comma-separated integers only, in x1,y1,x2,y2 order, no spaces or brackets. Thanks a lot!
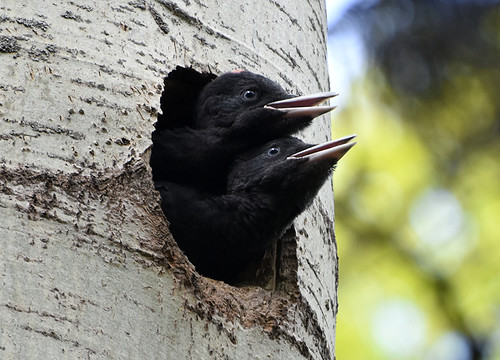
150,69,337,192
156,134,356,283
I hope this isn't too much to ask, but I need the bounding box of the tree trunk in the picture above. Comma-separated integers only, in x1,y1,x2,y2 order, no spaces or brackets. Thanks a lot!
0,1,337,359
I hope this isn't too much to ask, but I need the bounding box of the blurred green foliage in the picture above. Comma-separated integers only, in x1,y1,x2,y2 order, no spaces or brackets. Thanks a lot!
330,2,500,359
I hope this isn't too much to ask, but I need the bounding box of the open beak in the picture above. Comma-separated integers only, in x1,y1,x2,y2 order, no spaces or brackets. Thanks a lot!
265,91,338,118
288,134,357,162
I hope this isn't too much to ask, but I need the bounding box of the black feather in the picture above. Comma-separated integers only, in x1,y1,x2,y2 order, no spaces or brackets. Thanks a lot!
157,137,345,283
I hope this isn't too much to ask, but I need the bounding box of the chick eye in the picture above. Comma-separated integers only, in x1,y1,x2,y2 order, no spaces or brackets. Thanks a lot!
267,147,280,157
242,90,257,101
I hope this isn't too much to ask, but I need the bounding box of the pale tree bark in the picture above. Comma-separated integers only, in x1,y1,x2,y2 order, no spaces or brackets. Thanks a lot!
0,1,338,359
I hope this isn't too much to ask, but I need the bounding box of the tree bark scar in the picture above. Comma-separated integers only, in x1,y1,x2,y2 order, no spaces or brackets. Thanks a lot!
149,6,170,34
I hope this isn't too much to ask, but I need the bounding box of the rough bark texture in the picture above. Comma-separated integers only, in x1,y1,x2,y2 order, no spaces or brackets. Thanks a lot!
0,1,337,359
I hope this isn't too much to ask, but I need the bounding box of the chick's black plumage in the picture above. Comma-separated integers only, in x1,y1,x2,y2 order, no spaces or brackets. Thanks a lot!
156,135,356,283
150,68,336,192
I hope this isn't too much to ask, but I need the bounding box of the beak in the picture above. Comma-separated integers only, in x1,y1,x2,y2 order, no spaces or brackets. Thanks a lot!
267,91,338,108
288,134,357,162
265,91,338,119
